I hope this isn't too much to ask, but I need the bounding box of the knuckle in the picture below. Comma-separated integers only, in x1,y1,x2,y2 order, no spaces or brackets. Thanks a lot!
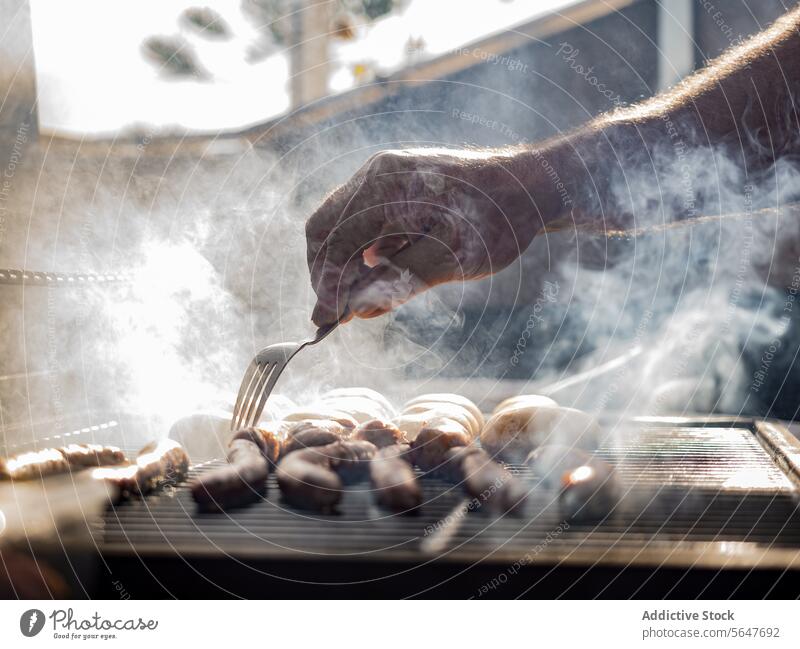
365,149,405,175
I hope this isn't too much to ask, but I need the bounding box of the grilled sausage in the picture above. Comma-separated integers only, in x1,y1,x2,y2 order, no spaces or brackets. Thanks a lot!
480,405,602,462
317,395,394,424
409,426,469,473
402,400,481,438
442,447,528,513
135,439,189,490
275,439,380,511
526,445,593,488
276,447,342,512
370,444,421,513
0,448,71,480
230,426,281,466
492,394,557,415
59,443,127,468
352,419,407,448
325,439,377,484
559,458,618,522
281,426,341,457
281,409,358,430
404,393,484,432
191,439,269,512
94,439,189,496
436,445,484,482
322,387,396,417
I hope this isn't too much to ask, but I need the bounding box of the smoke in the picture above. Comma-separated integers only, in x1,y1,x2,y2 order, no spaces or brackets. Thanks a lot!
541,132,800,420
3,6,800,457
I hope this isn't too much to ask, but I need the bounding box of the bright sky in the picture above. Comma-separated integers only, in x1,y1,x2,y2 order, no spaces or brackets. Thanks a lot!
30,0,580,137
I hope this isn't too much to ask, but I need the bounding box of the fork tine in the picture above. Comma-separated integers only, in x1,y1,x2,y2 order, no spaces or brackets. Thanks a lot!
238,363,270,430
231,360,264,431
241,362,275,428
251,362,288,426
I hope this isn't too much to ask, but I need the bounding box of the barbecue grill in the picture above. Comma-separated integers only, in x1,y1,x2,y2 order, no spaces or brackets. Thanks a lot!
2,264,800,597
83,416,800,599
3,248,800,599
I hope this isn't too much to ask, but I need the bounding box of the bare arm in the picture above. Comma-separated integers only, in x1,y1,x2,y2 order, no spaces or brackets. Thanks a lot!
531,6,800,232
306,8,800,325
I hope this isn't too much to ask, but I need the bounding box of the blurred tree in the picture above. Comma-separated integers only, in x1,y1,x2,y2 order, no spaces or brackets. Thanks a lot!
142,35,209,79
181,6,232,39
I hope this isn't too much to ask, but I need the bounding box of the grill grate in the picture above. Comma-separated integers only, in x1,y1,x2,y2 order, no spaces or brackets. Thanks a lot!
95,421,800,570
600,426,796,491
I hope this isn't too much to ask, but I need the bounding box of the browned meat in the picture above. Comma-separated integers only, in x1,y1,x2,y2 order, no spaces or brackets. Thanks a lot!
191,439,268,512
370,444,421,513
352,419,407,448
276,447,342,512
135,439,189,491
325,439,377,484
59,443,127,468
409,427,469,473
281,426,342,456
230,426,281,466
0,448,71,480
275,440,380,511
94,439,189,496
460,449,528,513
559,458,618,522
436,446,483,482
526,445,593,488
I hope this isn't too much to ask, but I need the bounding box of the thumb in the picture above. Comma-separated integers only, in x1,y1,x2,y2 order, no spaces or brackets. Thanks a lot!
348,235,462,318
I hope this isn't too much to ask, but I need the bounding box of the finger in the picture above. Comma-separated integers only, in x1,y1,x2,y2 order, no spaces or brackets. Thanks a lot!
311,252,370,326
347,235,461,318
363,231,414,267
311,197,397,323
305,175,368,288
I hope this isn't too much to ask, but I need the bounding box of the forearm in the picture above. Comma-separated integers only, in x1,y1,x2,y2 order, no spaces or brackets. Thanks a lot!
518,6,800,234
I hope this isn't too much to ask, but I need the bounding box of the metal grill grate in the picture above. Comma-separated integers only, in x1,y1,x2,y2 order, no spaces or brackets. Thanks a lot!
600,426,796,491
95,420,800,572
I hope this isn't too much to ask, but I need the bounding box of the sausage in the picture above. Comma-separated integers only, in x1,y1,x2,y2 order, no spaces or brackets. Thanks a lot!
526,445,593,488
402,401,481,438
281,426,342,456
191,439,268,512
325,439,377,484
134,439,189,491
275,447,342,512
281,409,358,430
436,445,484,482
0,448,71,480
404,393,484,432
370,444,421,513
317,395,394,424
392,412,469,443
275,440,379,511
409,426,469,473
230,426,281,466
94,439,189,496
351,419,407,448
480,405,602,462
492,394,557,415
59,444,127,468
559,458,618,522
322,387,396,417
442,447,528,513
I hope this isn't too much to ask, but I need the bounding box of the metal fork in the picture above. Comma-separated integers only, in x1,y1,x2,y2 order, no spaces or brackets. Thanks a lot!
230,313,347,431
